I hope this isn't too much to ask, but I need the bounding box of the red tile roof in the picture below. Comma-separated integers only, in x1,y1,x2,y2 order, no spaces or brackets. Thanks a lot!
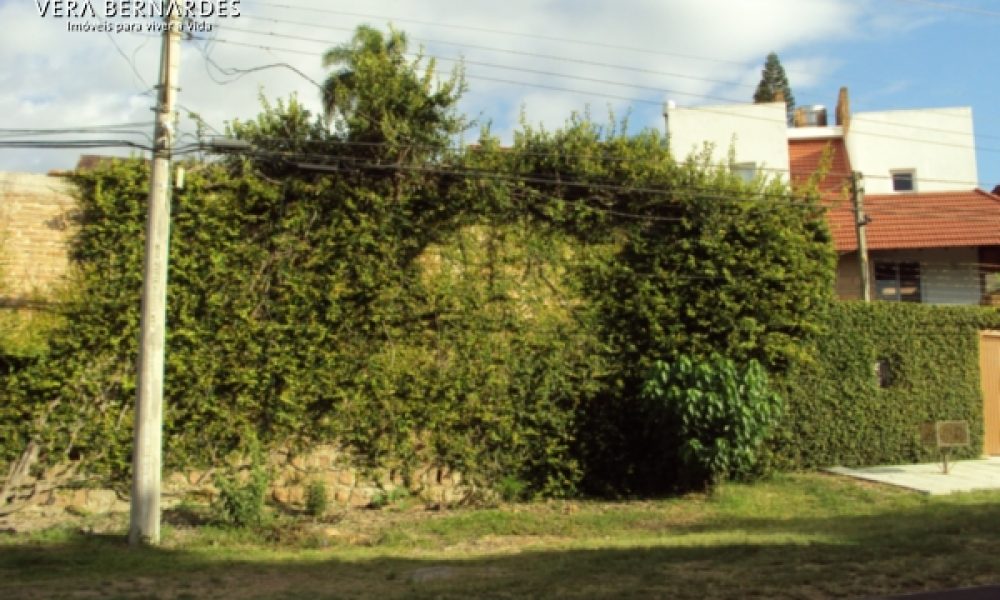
787,138,1000,253
826,189,1000,252
788,137,852,199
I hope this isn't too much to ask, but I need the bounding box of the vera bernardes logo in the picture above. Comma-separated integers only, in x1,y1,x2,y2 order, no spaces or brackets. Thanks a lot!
34,0,241,32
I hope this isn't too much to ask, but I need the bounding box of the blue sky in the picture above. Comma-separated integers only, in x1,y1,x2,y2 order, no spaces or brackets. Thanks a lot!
1,0,997,189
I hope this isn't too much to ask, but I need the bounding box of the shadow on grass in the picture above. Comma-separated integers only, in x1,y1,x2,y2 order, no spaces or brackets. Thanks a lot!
3,499,1000,599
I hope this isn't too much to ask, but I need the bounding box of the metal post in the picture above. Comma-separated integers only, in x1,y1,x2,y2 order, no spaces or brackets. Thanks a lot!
851,171,871,302
130,7,180,547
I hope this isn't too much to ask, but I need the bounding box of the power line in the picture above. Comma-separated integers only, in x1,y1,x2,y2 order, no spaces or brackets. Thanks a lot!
233,17,761,91
100,17,156,98
216,24,748,104
193,35,1000,160
183,133,990,187
850,115,1000,143
209,23,1000,143
248,2,765,70
9,145,1000,232
0,140,153,151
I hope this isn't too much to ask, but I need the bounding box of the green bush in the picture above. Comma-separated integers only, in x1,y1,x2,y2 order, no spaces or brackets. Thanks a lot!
773,302,1000,469
304,480,328,518
213,465,270,528
497,475,529,502
642,355,783,489
369,487,410,509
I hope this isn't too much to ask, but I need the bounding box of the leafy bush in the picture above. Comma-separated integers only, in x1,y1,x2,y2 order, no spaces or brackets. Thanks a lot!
642,355,783,489
213,465,270,528
305,480,329,518
497,475,529,503
369,487,410,509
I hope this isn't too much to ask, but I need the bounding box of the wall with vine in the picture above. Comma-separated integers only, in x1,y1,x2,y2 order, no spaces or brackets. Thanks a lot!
0,106,835,497
773,301,1000,469
0,25,837,497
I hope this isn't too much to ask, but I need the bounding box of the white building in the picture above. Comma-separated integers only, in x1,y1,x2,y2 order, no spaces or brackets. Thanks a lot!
664,89,1000,305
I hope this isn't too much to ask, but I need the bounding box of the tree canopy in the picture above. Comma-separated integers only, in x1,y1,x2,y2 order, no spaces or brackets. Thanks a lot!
753,52,795,124
320,25,466,163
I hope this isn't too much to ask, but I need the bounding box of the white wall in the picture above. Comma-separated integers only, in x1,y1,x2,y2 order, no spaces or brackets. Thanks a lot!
870,247,981,305
665,102,790,183
845,108,978,194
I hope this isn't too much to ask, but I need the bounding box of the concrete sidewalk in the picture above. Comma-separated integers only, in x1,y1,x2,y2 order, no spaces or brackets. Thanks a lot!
828,456,1000,495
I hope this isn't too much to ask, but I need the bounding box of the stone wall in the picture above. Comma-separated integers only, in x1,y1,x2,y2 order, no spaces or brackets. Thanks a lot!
0,172,77,302
6,444,466,521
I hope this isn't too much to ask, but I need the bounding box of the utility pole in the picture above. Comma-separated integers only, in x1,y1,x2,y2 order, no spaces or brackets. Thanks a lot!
130,6,181,547
851,171,871,302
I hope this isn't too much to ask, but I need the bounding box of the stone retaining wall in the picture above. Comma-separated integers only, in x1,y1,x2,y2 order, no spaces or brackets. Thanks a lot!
10,444,466,519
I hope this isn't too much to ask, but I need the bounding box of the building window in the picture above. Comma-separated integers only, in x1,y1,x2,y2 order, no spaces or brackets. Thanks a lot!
891,170,915,192
733,162,756,183
875,262,921,302
874,358,896,388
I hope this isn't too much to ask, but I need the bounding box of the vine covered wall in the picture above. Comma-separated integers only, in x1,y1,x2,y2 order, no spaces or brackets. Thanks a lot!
773,302,1000,469
0,26,836,497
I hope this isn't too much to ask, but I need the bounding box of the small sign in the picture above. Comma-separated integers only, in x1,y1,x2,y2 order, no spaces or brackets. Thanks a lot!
920,420,970,475
921,420,970,449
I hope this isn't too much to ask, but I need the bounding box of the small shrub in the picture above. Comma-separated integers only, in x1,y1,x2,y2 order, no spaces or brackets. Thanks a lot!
305,480,329,518
642,354,783,490
212,464,269,528
369,487,410,509
497,475,528,502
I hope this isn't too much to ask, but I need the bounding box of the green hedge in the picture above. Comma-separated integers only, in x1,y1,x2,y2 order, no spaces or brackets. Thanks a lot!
0,120,835,497
774,301,1000,469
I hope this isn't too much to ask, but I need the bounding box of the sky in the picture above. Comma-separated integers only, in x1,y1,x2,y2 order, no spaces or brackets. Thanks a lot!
1,0,998,188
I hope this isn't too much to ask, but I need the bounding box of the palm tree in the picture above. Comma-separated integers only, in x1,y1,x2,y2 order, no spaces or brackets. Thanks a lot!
319,25,465,159
321,26,409,127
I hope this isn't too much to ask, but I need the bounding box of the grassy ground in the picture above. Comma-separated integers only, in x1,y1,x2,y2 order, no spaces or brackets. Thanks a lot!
3,472,1000,599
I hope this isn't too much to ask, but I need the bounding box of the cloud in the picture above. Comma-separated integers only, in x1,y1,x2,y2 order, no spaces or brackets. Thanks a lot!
1,0,867,172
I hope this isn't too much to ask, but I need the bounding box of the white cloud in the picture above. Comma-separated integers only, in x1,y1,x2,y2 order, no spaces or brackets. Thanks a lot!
0,0,870,172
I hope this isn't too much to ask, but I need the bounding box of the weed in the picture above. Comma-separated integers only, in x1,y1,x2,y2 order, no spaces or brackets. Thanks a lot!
212,465,269,528
305,480,328,518
369,487,410,509
497,476,529,502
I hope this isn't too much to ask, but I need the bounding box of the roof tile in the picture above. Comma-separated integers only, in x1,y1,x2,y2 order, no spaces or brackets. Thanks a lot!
825,189,1000,252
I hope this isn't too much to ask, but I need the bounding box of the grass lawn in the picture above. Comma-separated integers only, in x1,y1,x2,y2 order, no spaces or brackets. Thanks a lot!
3,472,1000,599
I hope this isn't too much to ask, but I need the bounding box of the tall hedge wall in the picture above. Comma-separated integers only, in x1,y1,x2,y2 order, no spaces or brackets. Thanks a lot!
774,301,1000,469
0,112,835,497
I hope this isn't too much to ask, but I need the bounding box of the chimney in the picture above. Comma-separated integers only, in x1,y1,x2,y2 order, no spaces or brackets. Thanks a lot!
794,106,827,127
793,107,807,127
662,99,676,135
835,86,851,131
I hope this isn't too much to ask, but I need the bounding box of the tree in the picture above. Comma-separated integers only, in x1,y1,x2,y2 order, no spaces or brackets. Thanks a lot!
753,52,795,124
320,25,466,163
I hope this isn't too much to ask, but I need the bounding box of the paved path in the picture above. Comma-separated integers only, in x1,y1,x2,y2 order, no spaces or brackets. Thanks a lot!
827,456,1000,495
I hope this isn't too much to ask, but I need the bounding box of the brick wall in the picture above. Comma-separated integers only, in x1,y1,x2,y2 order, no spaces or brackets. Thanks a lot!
0,172,78,303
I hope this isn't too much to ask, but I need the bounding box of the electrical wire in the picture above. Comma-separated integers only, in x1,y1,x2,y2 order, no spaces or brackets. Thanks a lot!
226,19,763,92
177,133,989,189
0,140,153,151
192,35,1000,160
247,2,766,69
215,23,742,104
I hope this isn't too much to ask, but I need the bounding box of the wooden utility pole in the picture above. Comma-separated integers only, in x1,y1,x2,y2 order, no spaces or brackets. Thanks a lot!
130,7,181,546
851,171,871,302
